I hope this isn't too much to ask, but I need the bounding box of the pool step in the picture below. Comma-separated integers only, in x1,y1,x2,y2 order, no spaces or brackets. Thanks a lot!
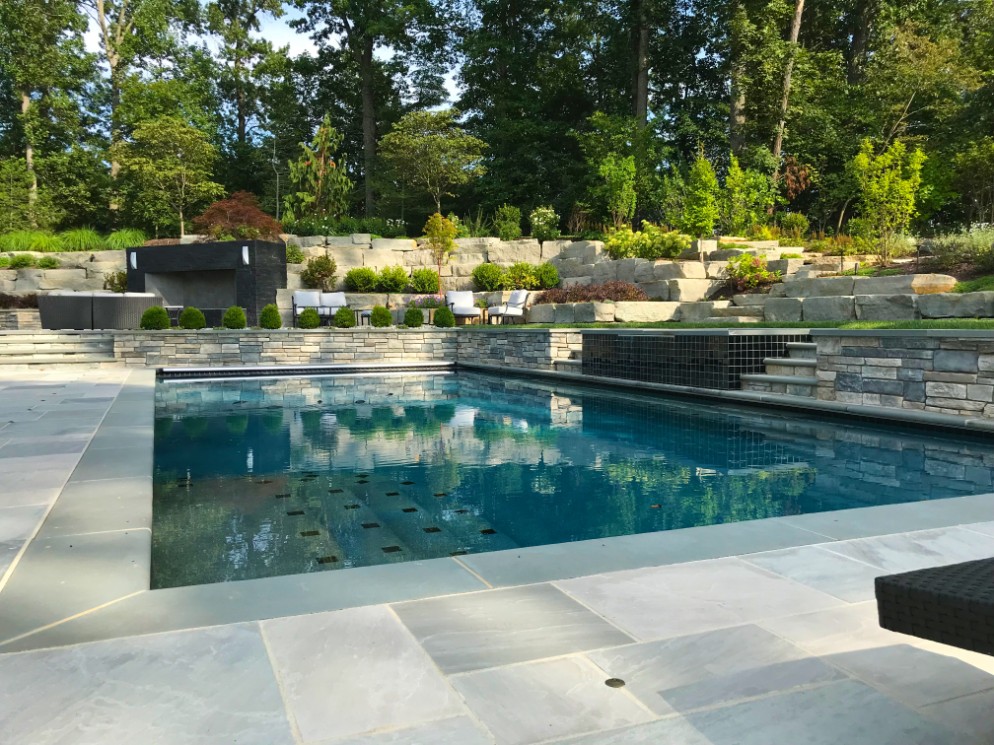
741,341,820,397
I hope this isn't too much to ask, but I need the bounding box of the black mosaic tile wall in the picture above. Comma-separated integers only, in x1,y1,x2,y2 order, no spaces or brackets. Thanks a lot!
582,331,812,390
127,240,287,326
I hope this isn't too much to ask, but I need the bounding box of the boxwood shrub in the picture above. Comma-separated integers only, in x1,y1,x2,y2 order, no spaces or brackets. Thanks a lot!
222,305,247,329
377,265,409,292
433,306,455,327
370,305,392,327
297,308,321,328
404,307,424,327
178,306,207,330
140,306,171,330
259,303,282,329
333,306,356,328
471,263,506,291
345,267,378,292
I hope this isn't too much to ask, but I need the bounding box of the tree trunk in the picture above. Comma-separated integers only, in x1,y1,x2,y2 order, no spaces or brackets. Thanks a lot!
21,94,37,221
847,1,874,85
772,0,805,185
179,207,185,239
632,0,649,127
235,38,247,144
729,2,747,158
359,38,376,216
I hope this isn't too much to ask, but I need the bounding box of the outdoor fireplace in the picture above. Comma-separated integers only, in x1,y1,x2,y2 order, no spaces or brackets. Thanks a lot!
126,240,286,326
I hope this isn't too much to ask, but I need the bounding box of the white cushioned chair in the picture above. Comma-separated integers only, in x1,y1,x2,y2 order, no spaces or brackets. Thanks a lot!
319,292,348,317
446,290,481,323
292,290,322,324
487,290,528,324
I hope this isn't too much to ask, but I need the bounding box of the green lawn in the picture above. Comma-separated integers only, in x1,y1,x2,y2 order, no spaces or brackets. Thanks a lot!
954,275,994,293
489,319,994,330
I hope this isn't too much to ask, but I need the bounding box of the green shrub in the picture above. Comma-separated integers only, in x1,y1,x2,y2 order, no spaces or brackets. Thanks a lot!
0,257,9,268
921,229,994,273
344,266,378,292
726,253,782,291
448,212,471,238
105,229,147,250
404,307,424,327
0,230,61,252
298,308,321,328
286,245,305,264
535,262,560,289
604,223,691,260
287,216,406,238
535,281,648,304
300,255,337,291
259,303,282,329
333,306,356,328
37,256,60,269
471,263,506,291
179,306,207,329
377,265,409,293
222,305,247,329
433,306,456,327
779,213,809,240
103,270,128,293
493,204,522,241
9,254,36,269
780,252,805,259
505,262,540,290
140,306,171,330
59,228,107,252
370,305,392,327
408,268,439,293
529,206,561,242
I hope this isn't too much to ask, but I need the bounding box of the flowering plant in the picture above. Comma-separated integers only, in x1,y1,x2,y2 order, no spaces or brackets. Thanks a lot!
408,294,445,309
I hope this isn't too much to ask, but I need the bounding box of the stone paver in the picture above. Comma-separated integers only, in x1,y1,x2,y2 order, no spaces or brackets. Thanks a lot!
1,365,993,745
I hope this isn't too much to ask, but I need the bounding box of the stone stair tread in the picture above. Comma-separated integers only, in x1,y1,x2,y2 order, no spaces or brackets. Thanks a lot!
786,342,817,350
0,353,116,365
762,357,816,367
711,306,765,317
740,373,818,386
701,316,762,324
0,343,113,355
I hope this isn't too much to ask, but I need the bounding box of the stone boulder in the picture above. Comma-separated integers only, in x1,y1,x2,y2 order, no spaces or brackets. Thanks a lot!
918,292,994,318
679,300,730,321
361,249,405,269
784,276,856,298
541,240,572,260
487,239,542,264
616,258,643,284
37,269,100,292
667,278,722,302
293,235,327,248
561,276,593,288
767,259,806,276
639,281,670,300
559,240,605,264
551,257,587,278
911,274,958,294
731,294,769,307
450,252,486,266
764,297,803,323
526,304,556,323
652,261,707,280
613,301,681,323
802,296,855,321
705,261,729,279
554,304,575,324
574,302,616,323
371,238,417,251
455,237,501,253
327,247,366,267
854,294,918,321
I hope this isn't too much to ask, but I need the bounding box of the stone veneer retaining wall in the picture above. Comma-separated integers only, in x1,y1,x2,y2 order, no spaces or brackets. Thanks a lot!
110,328,581,371
0,309,41,330
812,330,994,417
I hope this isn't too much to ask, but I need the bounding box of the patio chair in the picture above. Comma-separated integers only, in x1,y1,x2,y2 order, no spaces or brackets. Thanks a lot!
292,290,322,325
446,290,482,324
319,292,348,319
875,557,994,656
487,290,529,324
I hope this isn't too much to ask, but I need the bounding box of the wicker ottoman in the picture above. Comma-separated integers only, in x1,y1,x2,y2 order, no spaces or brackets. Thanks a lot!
876,557,994,656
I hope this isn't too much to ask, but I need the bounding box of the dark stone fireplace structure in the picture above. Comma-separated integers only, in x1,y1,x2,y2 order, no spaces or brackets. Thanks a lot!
126,240,287,326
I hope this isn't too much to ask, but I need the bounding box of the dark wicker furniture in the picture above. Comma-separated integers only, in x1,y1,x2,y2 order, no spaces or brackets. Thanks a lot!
39,292,160,330
876,557,994,656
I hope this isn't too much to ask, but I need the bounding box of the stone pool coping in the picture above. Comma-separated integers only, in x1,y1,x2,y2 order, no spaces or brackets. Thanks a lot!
1,365,993,654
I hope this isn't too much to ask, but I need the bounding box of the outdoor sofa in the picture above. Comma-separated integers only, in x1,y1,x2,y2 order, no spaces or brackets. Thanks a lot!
292,290,348,325
39,291,160,330
875,557,994,656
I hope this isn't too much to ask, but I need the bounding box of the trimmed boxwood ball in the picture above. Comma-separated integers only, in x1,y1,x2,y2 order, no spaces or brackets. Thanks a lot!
404,307,424,327
222,305,247,329
370,305,392,327
298,308,321,328
140,306,170,330
178,306,206,330
433,306,455,327
259,303,282,329
344,267,378,292
333,306,356,328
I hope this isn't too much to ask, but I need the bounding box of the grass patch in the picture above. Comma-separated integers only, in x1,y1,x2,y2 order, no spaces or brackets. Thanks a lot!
954,275,994,294
506,318,994,331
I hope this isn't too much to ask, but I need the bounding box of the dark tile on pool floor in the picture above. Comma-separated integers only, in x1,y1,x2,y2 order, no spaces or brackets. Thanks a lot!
274,493,290,499
386,491,399,496
315,556,338,564
382,546,402,553
480,529,497,535
424,527,441,533
344,504,360,510
402,481,415,485
300,530,320,537
402,507,418,513
362,522,380,529
328,488,343,494
286,510,305,516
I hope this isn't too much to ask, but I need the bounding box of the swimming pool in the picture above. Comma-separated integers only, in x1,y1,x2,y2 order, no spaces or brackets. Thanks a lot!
151,371,994,588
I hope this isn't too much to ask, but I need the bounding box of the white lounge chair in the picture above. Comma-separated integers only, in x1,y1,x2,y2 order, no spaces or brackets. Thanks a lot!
487,290,528,324
292,290,322,324
319,292,348,318
446,290,482,324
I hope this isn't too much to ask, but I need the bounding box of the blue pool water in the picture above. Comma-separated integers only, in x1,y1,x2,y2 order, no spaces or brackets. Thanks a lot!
152,371,994,588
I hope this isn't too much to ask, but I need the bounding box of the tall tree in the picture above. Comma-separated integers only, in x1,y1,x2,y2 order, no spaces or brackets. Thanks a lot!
771,0,805,183
0,0,91,222
292,0,451,216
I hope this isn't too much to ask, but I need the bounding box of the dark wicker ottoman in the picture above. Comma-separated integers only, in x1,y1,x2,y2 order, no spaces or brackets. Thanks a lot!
38,293,94,330
876,557,994,656
92,293,159,330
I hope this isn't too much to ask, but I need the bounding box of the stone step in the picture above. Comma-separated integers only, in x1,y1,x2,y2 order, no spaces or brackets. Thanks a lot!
731,294,769,308
740,373,818,397
0,333,115,343
763,358,817,377
786,342,817,359
710,306,765,318
701,316,762,324
0,342,114,356
0,353,117,365
555,359,582,371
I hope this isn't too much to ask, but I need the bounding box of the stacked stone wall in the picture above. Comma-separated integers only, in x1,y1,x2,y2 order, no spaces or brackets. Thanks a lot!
813,331,994,417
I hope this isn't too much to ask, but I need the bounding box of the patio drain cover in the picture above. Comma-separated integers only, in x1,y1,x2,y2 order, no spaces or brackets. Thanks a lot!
605,678,626,688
